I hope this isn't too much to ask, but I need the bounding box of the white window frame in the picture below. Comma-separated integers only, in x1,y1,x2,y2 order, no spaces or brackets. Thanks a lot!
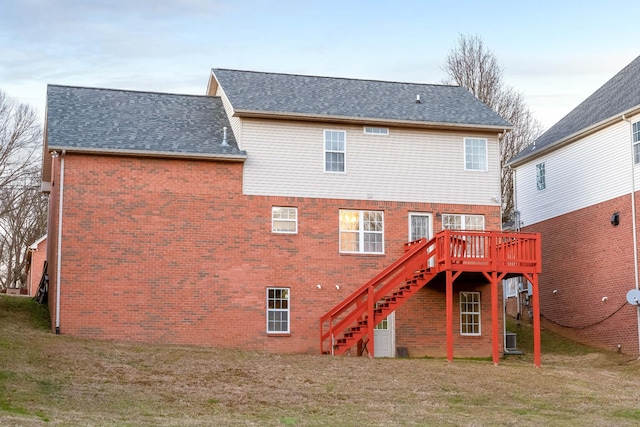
272,207,298,234
364,126,389,136
339,210,384,254
408,212,432,242
464,137,488,171
460,291,481,336
324,130,346,173
441,214,485,231
266,287,290,334
633,121,640,164
536,162,546,191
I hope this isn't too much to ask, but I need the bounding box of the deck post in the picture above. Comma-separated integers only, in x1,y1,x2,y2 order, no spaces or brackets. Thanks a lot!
367,286,375,358
530,273,541,368
446,269,453,362
490,272,500,365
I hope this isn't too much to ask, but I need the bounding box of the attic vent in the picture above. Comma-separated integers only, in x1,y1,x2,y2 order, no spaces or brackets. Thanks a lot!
416,94,421,104
221,126,229,147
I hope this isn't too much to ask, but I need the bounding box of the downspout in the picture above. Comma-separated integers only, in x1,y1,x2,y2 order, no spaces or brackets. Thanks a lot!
53,150,66,334
622,114,640,354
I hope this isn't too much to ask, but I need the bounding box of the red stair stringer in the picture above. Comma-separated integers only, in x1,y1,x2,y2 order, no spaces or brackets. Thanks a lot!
320,237,438,356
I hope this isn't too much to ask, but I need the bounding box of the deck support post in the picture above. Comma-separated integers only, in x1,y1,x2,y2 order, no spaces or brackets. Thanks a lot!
490,272,500,366
367,286,375,358
526,273,542,368
446,269,453,362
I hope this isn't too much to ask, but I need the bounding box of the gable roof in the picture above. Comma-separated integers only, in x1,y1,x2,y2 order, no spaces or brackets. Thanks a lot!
509,55,640,166
210,69,511,130
45,85,246,160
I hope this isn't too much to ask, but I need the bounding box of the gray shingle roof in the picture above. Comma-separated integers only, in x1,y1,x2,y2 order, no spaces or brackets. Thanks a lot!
46,85,245,158
212,69,511,129
510,55,640,165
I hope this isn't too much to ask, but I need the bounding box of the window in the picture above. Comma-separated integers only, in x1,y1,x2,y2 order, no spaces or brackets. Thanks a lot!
633,122,640,164
364,127,389,135
442,214,485,231
464,138,488,171
409,213,432,241
460,292,481,335
536,162,546,190
267,288,289,333
324,130,346,173
339,210,384,254
272,207,297,234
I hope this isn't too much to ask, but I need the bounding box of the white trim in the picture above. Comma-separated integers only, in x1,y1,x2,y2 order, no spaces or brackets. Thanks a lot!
460,291,481,336
463,137,488,172
323,129,346,174
266,287,290,334
364,126,389,136
271,206,298,234
339,210,384,254
408,212,433,241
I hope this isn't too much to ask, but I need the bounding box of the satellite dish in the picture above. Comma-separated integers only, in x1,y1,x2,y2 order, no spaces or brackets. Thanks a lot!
626,289,640,306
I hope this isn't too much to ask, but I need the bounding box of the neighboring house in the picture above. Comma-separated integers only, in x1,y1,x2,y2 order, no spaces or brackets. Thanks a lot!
39,70,541,363
25,235,47,297
509,55,640,355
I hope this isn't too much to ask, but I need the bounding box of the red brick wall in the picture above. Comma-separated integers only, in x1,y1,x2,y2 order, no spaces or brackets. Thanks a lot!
47,152,503,356
26,238,47,297
522,193,640,354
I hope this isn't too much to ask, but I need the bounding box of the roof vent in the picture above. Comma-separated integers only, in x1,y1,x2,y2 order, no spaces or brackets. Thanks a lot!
221,126,229,147
415,94,421,104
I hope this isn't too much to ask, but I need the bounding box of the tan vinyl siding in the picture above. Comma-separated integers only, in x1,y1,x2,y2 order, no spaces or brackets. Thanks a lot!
241,119,500,205
515,117,637,227
214,85,243,150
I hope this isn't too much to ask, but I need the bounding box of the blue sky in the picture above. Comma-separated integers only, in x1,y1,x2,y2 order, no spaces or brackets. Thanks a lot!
1,0,638,129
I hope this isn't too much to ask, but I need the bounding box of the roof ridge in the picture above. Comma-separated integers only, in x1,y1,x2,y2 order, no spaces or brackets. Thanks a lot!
212,68,460,89
47,84,214,99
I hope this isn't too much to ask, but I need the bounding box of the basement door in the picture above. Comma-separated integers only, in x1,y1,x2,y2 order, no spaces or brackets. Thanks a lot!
374,311,395,357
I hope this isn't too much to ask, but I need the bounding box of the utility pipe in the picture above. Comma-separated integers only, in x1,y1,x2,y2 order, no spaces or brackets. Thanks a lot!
54,150,66,334
622,114,640,355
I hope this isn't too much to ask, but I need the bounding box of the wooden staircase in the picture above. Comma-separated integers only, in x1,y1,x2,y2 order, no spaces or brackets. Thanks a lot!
320,237,437,356
320,230,542,359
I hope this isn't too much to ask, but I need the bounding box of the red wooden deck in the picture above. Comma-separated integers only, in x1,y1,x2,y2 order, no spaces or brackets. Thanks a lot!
320,230,542,367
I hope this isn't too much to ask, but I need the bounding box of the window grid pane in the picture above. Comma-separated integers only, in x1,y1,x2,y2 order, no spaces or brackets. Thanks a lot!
464,138,488,171
267,288,290,333
536,163,546,191
324,130,346,172
634,122,640,164
460,292,481,336
272,207,298,234
339,210,384,254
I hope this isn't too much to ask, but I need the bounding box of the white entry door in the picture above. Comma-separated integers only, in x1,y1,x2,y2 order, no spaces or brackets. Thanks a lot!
374,311,395,357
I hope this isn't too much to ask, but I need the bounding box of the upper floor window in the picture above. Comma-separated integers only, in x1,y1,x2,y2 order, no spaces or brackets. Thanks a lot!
267,288,289,334
460,291,481,335
339,210,384,254
324,130,346,173
442,214,485,231
536,162,546,191
364,127,389,136
272,207,298,234
633,122,640,164
464,138,488,171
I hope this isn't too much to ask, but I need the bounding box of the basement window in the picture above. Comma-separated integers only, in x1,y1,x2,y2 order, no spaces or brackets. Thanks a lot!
267,288,290,334
460,292,481,335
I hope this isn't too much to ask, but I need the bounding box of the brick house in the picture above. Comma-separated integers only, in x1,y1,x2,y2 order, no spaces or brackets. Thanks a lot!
508,55,640,355
25,235,47,297
39,69,541,363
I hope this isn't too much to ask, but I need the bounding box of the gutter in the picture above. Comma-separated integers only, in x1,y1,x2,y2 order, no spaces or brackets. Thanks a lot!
622,114,640,354
47,146,247,162
53,150,65,334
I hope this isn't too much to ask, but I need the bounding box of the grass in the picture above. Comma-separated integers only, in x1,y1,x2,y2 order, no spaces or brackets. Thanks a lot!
1,295,640,426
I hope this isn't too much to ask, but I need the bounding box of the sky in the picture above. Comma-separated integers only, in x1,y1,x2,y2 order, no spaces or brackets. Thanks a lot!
1,0,639,130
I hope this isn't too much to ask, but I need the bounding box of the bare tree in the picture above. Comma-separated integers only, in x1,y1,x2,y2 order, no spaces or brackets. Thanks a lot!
0,90,46,290
442,34,543,224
